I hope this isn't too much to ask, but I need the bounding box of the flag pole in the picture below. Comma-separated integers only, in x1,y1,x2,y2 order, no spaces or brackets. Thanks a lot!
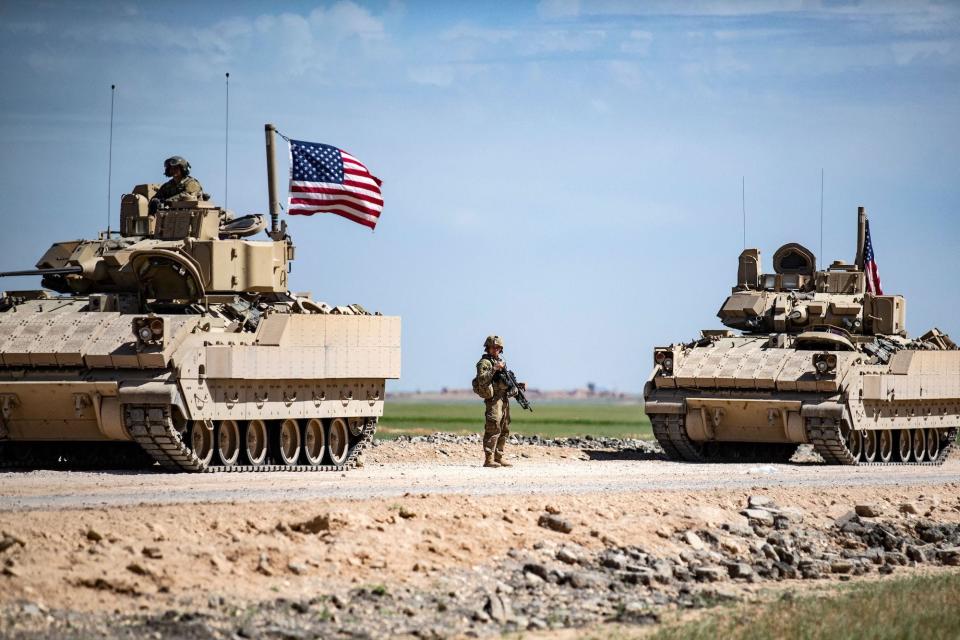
855,206,866,270
265,123,280,239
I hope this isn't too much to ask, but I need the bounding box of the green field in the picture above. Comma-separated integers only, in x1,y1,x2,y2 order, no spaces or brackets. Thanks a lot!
646,572,960,640
378,401,652,440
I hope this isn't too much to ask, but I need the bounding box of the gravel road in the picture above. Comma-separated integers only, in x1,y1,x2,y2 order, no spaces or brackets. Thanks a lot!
3,452,958,511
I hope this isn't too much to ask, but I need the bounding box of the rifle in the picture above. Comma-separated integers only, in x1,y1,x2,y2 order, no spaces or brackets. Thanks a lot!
498,367,533,412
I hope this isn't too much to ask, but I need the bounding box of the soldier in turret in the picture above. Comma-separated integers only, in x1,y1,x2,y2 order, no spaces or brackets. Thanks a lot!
152,156,203,209
474,335,525,468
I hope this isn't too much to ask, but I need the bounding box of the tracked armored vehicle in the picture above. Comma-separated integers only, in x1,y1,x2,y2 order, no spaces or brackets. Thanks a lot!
645,207,958,465
0,125,400,472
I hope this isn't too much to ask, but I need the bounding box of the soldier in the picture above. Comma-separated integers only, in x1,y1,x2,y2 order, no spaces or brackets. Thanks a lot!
152,156,204,209
475,335,525,468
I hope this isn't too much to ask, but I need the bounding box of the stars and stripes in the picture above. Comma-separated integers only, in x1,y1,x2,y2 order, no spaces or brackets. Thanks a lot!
287,139,383,229
863,219,883,295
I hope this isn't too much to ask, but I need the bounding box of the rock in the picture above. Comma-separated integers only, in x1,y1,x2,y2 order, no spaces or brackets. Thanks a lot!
899,502,919,515
568,571,607,589
141,547,163,559
601,553,628,570
652,560,674,583
522,563,550,581
761,543,778,560
884,552,908,566
485,593,512,624
538,514,573,534
398,507,416,519
741,509,774,526
257,553,272,576
126,563,152,577
291,514,332,533
556,547,580,565
727,563,753,579
937,548,960,566
287,562,307,576
2,565,21,577
86,528,103,542
0,532,25,553
544,504,561,515
855,504,883,518
694,566,726,582
655,527,672,539
830,560,853,574
748,495,773,508
906,545,926,563
683,531,705,550
834,511,859,528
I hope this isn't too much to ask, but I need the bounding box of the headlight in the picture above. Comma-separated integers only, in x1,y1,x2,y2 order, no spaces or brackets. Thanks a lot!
813,352,836,375
133,316,164,346
654,349,674,374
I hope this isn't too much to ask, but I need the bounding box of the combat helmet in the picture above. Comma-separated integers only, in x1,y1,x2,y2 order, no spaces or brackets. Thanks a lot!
484,335,504,349
164,155,191,176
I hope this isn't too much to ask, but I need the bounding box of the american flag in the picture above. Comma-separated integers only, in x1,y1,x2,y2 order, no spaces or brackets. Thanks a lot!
288,139,383,229
863,219,883,295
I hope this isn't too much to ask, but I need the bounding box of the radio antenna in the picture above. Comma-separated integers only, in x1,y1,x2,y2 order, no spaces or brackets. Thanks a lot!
819,168,824,262
224,72,230,209
741,176,746,250
107,84,116,235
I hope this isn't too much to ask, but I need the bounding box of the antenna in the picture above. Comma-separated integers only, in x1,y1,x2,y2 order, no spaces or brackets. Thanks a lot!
107,84,116,235
741,176,746,250
224,72,230,210
819,168,824,262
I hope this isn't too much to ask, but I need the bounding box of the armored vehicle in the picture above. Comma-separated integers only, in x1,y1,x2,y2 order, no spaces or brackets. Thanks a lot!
645,207,958,465
0,125,400,472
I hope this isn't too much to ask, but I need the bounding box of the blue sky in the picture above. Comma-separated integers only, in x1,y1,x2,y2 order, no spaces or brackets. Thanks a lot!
1,0,958,392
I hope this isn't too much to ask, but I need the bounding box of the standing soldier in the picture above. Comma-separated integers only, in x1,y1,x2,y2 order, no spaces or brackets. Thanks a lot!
474,335,525,468
151,156,204,210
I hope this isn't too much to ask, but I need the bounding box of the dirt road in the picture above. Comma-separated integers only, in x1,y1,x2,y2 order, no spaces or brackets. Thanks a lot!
4,446,959,511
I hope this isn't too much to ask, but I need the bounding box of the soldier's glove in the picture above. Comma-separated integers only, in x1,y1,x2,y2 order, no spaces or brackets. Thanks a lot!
518,382,527,391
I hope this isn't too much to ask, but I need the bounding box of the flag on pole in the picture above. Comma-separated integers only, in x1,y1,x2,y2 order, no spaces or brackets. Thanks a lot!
288,139,383,229
863,219,883,295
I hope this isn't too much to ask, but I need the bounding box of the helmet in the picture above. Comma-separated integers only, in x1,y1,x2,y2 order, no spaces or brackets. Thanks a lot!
163,156,191,176
483,335,504,349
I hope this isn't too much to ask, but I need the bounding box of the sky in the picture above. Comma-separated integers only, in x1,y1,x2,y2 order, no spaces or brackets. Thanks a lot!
0,0,958,392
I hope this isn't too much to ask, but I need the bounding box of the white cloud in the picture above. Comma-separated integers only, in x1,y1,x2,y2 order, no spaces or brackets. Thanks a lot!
620,30,652,54
891,40,954,65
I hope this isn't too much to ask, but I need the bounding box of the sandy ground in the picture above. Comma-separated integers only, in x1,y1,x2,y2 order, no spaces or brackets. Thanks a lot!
1,440,959,619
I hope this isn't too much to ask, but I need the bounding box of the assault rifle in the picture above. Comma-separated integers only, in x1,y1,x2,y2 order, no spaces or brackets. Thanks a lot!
497,367,533,412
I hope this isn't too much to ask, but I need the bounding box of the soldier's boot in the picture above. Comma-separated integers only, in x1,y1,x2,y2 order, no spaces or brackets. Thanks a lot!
494,452,512,467
483,452,501,468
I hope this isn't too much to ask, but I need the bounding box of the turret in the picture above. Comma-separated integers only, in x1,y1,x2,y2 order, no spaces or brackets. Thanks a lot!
1,127,295,311
717,207,906,337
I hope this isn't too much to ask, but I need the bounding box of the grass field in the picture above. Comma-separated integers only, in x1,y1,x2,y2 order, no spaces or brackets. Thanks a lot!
378,401,652,440
645,572,960,640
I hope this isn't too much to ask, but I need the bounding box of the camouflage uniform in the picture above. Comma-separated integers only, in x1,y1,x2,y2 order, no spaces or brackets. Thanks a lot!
476,352,512,462
154,175,204,203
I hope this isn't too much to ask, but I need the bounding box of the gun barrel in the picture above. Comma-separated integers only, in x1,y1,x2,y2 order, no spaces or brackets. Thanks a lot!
0,267,83,278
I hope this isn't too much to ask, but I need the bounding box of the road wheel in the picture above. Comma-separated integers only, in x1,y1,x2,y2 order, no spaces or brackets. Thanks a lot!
244,419,268,466
327,418,349,465
273,419,301,466
216,420,241,466
912,429,927,462
845,428,863,460
878,429,894,463
188,420,214,466
898,429,912,462
925,428,940,461
303,419,325,465
862,430,877,462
